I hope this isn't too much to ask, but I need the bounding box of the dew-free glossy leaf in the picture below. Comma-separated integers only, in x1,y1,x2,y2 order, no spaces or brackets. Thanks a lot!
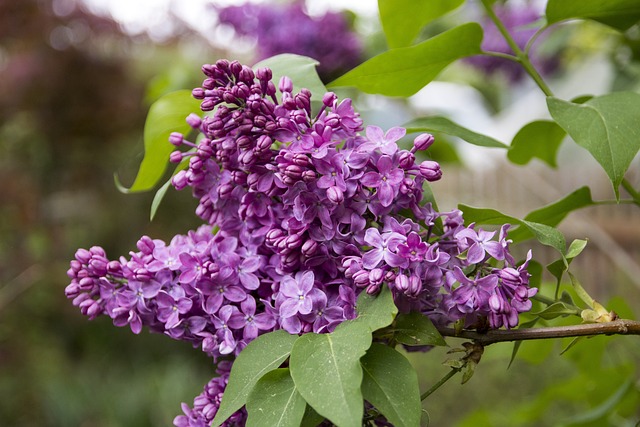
360,343,422,427
546,0,640,31
507,120,566,167
212,330,298,427
254,54,327,111
547,94,640,197
458,205,566,254
378,0,465,48
392,312,446,347
116,90,201,193
354,285,397,332
507,187,594,242
245,369,306,427
289,321,372,427
329,23,483,97
405,116,507,148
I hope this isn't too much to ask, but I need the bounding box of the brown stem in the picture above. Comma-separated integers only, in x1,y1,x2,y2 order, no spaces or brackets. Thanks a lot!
436,319,640,346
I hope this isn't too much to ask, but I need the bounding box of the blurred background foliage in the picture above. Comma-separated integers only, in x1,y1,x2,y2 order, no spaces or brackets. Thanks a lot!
1,0,639,426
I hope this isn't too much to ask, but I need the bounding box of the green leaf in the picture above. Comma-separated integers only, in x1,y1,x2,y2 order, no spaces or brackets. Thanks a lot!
354,285,398,332
212,330,298,427
245,369,306,427
392,312,446,347
507,187,594,242
563,378,634,425
507,120,566,167
254,54,327,111
521,220,566,255
533,302,580,320
547,94,640,198
289,321,372,427
329,23,483,97
404,116,507,149
378,0,465,48
458,205,567,254
546,0,640,31
360,343,422,427
566,239,588,260
116,90,201,193
149,156,190,220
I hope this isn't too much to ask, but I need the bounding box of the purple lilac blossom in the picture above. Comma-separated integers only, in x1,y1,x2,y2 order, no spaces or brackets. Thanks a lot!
65,59,536,426
216,1,362,80
465,3,558,82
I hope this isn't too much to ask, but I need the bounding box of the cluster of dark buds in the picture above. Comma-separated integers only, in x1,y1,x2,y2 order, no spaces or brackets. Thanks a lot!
66,59,536,427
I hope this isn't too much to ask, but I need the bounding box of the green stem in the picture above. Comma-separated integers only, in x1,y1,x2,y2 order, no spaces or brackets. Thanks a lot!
421,367,461,401
481,50,520,62
480,0,554,97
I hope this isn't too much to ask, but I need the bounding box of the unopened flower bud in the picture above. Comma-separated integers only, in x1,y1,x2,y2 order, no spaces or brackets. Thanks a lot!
398,150,415,169
369,268,385,286
419,160,442,181
279,76,293,93
395,274,410,292
413,133,435,151
353,270,370,287
169,132,184,146
186,113,202,129
169,151,183,164
323,92,337,107
301,239,318,257
326,186,344,204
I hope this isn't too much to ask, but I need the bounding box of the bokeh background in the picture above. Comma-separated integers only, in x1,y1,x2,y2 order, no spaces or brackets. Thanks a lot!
1,0,639,426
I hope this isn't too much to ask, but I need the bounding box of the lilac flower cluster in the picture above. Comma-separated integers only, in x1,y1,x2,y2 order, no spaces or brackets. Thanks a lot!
465,3,558,82
216,1,361,80
65,59,536,426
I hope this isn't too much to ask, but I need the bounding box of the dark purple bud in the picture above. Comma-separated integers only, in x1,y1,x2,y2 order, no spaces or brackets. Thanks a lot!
200,99,215,111
353,270,370,288
281,252,300,270
169,132,184,146
229,60,242,78
419,160,442,182
385,270,398,282
326,186,344,204
284,165,303,179
189,156,203,170
302,170,316,182
192,88,205,99
218,183,234,199
323,92,337,107
279,76,293,93
369,268,384,286
301,239,318,257
231,171,247,185
75,248,91,264
186,113,201,129
256,135,272,151
172,170,188,190
395,274,410,292
292,153,310,167
78,277,94,290
284,234,303,249
134,268,152,282
398,150,415,169
413,133,435,151
366,283,381,295
256,67,272,82
107,261,121,275
236,135,252,150
266,228,286,245
169,151,183,164
238,66,255,83
136,236,155,254
408,275,422,297
197,144,213,158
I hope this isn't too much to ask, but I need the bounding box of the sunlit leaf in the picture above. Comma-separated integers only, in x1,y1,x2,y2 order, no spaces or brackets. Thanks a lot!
507,120,566,167
116,90,201,193
546,0,640,31
548,94,640,198
405,116,507,149
378,0,465,48
329,23,483,97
